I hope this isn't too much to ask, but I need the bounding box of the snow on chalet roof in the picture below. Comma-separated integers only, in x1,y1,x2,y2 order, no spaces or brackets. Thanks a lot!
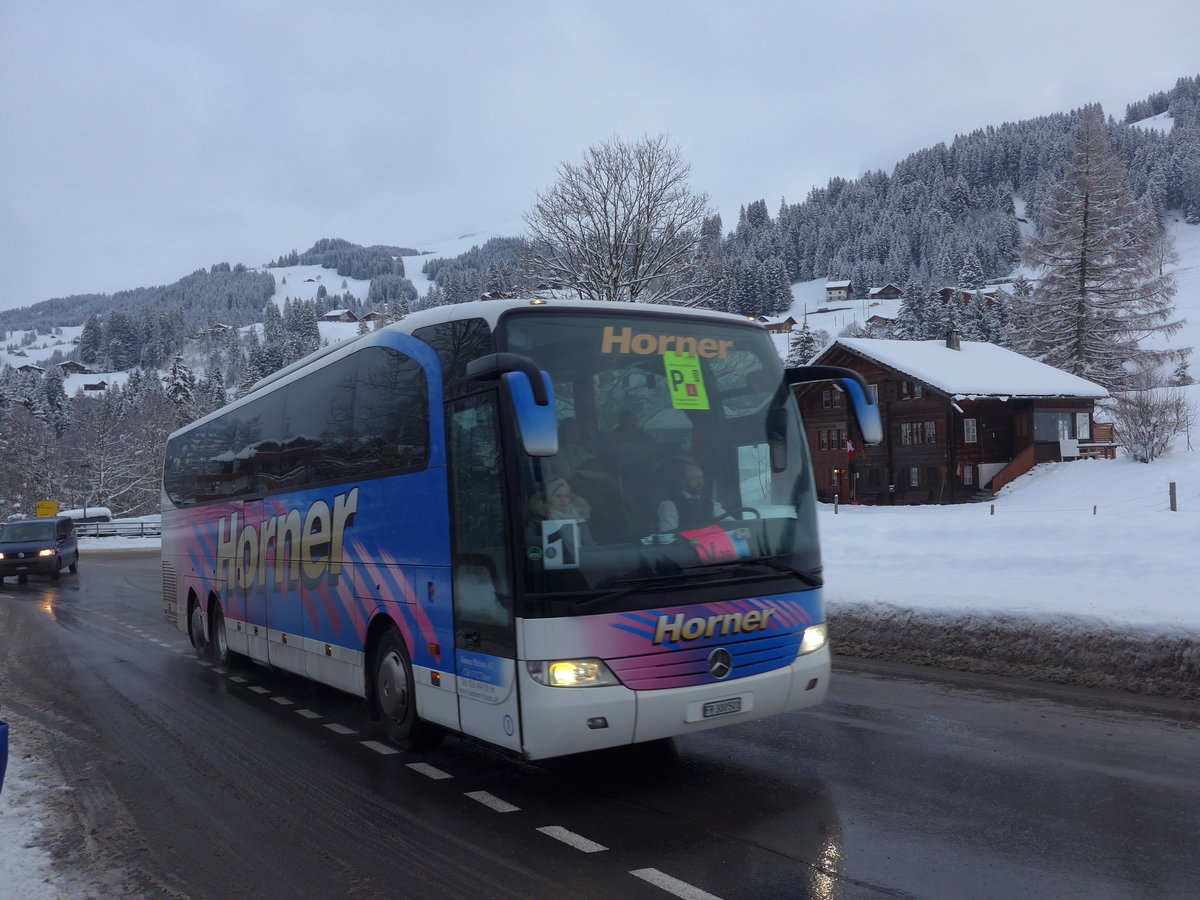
834,338,1109,399
825,280,851,289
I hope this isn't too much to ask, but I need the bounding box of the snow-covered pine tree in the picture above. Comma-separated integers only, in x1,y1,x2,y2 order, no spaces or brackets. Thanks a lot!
164,356,197,422
79,314,103,365
1019,110,1181,389
785,323,822,367
889,279,928,340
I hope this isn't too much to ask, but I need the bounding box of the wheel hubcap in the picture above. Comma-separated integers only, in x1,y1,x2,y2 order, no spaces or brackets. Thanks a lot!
377,650,409,722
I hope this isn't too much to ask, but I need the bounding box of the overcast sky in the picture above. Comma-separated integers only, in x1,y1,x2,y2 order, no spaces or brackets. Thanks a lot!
1,0,1196,311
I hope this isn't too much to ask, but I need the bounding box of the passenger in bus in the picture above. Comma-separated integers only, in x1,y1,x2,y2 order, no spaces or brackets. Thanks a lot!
656,460,726,533
611,408,655,453
530,478,594,545
543,418,599,483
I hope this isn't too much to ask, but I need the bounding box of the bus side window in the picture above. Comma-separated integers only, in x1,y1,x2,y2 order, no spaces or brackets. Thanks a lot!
447,393,514,655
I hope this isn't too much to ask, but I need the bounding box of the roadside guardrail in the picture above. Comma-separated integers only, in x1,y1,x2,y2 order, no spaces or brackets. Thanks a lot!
75,522,162,538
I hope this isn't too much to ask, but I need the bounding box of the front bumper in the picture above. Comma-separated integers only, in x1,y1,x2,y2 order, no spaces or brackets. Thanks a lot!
0,555,59,577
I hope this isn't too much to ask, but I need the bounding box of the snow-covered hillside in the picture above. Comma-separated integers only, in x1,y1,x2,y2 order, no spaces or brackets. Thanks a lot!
767,215,1200,375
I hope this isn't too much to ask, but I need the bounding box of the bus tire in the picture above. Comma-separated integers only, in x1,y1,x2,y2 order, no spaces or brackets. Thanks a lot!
189,597,210,659
210,601,232,669
371,628,443,752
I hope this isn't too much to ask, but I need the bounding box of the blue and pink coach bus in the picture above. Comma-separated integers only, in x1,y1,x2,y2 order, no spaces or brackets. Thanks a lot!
162,299,880,759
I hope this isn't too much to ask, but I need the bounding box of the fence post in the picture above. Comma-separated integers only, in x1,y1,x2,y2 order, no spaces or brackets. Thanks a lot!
1170,482,1177,512
833,493,839,514
990,504,994,516
1093,505,1097,516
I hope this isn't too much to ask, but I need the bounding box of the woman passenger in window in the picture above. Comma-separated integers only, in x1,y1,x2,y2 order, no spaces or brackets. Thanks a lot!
531,478,594,544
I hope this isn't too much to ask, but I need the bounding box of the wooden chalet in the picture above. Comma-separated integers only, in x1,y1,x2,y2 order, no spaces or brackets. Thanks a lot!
57,360,91,375
359,311,386,323
320,309,359,323
760,315,798,334
792,335,1111,505
867,283,903,300
825,280,853,303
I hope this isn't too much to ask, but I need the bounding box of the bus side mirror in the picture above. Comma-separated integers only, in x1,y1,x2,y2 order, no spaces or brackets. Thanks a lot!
786,365,883,445
466,353,559,457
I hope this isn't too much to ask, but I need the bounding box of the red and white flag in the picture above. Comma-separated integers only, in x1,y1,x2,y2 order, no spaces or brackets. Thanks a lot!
846,439,856,459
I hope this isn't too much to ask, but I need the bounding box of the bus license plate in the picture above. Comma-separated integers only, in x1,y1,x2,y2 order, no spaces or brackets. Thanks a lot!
702,697,742,718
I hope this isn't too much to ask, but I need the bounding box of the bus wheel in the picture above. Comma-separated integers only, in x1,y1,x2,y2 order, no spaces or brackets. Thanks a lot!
372,628,443,751
189,600,210,659
210,602,231,669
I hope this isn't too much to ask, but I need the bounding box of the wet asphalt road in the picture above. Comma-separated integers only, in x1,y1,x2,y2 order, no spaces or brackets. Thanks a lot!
1,549,1198,899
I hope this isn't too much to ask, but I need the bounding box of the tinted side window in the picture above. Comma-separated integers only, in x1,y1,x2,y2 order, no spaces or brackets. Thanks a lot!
282,356,358,487
412,319,494,400
165,347,429,505
354,347,429,474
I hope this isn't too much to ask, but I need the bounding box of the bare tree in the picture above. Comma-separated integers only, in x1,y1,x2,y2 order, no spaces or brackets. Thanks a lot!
1017,110,1183,389
522,135,715,305
1107,368,1197,463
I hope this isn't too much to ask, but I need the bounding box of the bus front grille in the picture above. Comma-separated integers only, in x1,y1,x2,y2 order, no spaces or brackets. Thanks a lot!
607,632,802,691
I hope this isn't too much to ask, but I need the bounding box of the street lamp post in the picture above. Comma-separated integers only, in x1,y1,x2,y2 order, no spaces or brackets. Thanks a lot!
80,463,92,530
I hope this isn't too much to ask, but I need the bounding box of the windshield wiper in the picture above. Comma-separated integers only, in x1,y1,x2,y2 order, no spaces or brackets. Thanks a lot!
574,572,691,609
679,556,823,589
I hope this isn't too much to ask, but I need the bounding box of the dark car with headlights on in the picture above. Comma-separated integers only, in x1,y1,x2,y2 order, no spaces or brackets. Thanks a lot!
0,517,79,583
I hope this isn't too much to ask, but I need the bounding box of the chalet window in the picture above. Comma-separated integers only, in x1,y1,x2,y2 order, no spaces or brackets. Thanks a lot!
913,383,923,399
901,423,912,445
964,418,978,443
909,466,920,487
839,429,847,447
925,420,937,444
822,390,831,408
900,381,911,399
1076,413,1091,441
832,389,843,408
831,469,839,488
963,465,974,486
869,384,879,403
1034,412,1074,441
819,430,828,451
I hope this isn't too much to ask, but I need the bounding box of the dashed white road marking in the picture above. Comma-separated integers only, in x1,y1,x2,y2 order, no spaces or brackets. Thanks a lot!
465,791,519,813
407,763,453,780
172,649,187,654
361,741,399,755
536,826,607,853
296,709,321,719
194,660,213,667
247,686,270,694
227,675,247,683
270,697,293,706
324,723,355,735
630,868,723,900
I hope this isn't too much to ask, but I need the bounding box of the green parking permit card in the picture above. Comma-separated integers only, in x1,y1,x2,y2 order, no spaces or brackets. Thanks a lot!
664,351,710,410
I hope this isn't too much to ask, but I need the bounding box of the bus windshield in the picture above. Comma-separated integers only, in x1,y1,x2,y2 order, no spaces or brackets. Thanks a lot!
501,312,819,610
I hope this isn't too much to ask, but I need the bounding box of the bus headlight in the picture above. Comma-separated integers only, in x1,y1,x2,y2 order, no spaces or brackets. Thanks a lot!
799,623,828,655
38,549,55,557
526,659,620,688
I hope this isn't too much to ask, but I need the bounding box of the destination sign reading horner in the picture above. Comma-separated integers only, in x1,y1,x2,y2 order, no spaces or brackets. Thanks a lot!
600,326,734,359
601,325,724,411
